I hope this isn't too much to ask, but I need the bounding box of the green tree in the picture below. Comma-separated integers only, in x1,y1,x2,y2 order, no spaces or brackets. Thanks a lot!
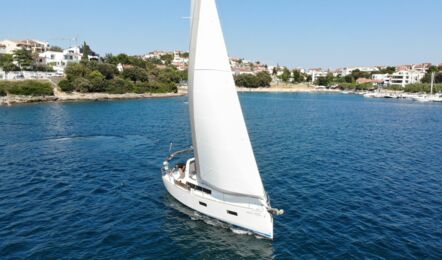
422,72,442,84
49,46,63,52
351,69,370,80
381,66,396,74
58,79,74,92
428,65,438,73
292,70,304,83
344,75,354,83
235,74,259,88
81,41,91,62
180,52,189,58
280,67,291,82
316,73,334,86
72,77,93,93
157,67,182,84
88,71,106,92
256,71,272,87
96,63,118,80
272,67,278,76
13,49,34,69
122,67,149,82
65,63,91,80
160,54,174,65
0,54,20,72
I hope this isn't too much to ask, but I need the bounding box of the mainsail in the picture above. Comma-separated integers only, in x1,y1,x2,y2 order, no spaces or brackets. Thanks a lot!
188,0,265,199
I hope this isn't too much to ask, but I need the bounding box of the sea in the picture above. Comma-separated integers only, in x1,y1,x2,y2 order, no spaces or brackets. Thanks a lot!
0,93,441,259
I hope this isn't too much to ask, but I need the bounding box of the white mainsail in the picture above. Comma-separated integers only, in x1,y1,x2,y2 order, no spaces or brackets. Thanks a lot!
188,0,265,199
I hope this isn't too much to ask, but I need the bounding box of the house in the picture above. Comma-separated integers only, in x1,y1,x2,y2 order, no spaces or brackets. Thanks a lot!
390,70,425,87
372,74,391,86
37,46,99,74
38,51,66,74
340,66,379,76
0,39,49,54
356,77,384,85
412,63,432,73
307,68,328,82
0,40,23,54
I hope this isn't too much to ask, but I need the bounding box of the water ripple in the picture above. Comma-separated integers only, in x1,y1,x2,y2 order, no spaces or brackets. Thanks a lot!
0,95,441,258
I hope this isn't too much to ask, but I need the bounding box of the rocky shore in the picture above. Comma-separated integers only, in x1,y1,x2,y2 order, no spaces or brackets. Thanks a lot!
0,91,185,106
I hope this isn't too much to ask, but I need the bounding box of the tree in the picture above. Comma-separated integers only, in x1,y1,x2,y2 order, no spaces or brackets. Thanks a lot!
49,46,63,52
292,70,304,83
272,67,278,76
160,54,174,65
122,67,149,82
382,66,396,74
351,69,370,80
13,49,34,69
344,75,354,83
428,65,438,73
104,53,119,64
65,63,91,80
72,77,92,93
422,72,442,84
280,67,291,82
157,67,182,84
180,52,189,58
81,41,91,62
316,73,334,86
97,63,118,80
88,70,106,92
0,54,20,72
235,74,259,88
256,71,272,87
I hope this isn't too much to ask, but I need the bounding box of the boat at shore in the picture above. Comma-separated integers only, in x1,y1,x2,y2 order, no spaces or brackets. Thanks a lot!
363,72,442,102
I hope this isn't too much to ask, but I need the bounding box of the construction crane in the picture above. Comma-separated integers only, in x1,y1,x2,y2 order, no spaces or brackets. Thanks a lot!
50,36,79,48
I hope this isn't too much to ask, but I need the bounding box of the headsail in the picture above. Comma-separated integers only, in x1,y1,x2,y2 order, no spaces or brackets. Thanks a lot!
188,0,265,199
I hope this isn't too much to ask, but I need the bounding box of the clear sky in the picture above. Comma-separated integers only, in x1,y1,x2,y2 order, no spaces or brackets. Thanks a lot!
2,0,441,69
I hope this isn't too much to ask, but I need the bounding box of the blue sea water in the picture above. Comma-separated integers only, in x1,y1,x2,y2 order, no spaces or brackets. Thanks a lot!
0,93,441,259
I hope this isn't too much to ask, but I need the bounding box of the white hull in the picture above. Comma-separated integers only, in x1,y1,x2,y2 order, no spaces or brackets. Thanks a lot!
162,167,274,239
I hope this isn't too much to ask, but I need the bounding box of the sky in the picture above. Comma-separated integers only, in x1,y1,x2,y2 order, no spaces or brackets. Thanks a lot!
1,0,442,69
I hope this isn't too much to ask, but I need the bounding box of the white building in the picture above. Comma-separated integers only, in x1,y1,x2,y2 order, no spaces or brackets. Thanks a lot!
38,51,66,74
372,74,391,86
307,69,328,83
390,71,425,87
38,46,98,74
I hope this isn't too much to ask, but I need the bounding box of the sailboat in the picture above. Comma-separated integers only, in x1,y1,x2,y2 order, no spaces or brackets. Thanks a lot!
414,72,442,102
161,0,283,239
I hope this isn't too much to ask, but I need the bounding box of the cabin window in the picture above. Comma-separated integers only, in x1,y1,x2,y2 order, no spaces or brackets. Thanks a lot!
187,183,212,195
199,201,207,207
227,210,238,216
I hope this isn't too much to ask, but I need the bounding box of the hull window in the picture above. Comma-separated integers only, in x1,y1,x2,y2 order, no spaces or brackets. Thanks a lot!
227,210,238,216
199,201,207,207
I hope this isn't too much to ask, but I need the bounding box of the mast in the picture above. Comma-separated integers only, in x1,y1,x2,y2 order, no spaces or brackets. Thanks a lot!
430,72,435,96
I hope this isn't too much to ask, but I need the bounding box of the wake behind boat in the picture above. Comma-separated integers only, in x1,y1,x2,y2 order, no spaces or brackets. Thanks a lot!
161,0,283,239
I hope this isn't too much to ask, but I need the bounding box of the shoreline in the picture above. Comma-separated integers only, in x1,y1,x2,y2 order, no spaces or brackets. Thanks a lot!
2,82,435,106
0,92,185,106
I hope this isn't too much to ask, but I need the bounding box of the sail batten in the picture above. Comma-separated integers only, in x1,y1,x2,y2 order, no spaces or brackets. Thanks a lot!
189,0,265,199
